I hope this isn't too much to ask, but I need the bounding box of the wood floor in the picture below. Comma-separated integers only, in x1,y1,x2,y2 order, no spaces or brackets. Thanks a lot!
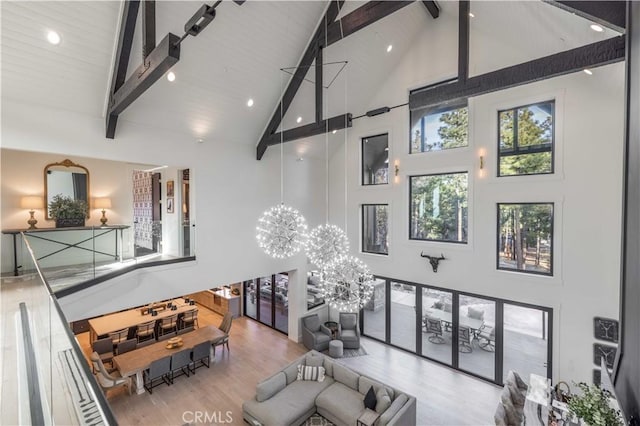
76,306,501,425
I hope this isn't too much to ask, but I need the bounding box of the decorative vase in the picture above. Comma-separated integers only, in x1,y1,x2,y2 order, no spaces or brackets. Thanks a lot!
55,218,85,228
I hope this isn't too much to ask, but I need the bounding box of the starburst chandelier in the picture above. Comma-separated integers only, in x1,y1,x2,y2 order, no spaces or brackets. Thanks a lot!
322,255,374,312
305,224,349,269
256,204,308,259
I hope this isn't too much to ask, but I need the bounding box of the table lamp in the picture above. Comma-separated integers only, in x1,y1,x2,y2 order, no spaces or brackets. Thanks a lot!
94,198,112,226
21,196,43,229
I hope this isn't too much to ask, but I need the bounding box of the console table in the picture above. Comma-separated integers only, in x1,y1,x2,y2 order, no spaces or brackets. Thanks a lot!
2,225,129,276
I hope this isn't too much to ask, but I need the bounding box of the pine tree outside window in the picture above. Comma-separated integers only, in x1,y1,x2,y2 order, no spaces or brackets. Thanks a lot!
362,204,388,255
498,101,554,177
410,102,468,154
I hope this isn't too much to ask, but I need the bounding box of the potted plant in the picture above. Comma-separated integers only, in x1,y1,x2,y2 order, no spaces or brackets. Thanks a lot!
568,382,623,426
48,194,87,228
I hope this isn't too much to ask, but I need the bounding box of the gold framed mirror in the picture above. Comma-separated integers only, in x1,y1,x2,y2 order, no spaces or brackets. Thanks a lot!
44,159,90,220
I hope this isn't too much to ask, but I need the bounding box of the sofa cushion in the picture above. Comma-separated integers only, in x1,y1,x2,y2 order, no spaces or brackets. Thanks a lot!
506,370,528,391
500,390,521,426
333,363,359,390
364,386,377,410
256,372,286,402
305,352,325,367
341,329,358,340
304,316,321,332
323,357,334,377
341,314,357,329
316,382,365,426
375,387,392,413
378,393,408,426
283,362,300,385
507,382,526,407
297,365,325,382
359,376,395,401
243,377,334,426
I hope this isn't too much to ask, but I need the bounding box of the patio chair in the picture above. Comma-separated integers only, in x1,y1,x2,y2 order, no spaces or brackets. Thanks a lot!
424,316,445,344
458,326,473,353
478,324,495,352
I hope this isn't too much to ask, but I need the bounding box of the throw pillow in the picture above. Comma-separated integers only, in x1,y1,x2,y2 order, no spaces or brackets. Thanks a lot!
297,365,325,382
364,386,377,410
507,382,526,407
467,306,484,320
375,387,392,413
256,372,286,402
305,353,324,367
500,391,521,426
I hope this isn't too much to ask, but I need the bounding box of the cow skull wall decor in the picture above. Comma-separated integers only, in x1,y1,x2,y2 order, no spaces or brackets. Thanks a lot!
420,252,446,272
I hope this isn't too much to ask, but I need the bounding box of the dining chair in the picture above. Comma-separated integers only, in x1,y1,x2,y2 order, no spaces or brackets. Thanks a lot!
136,320,156,343
424,316,445,344
116,338,138,355
458,326,473,353
90,352,131,396
108,328,129,346
143,356,172,394
169,349,192,383
180,309,199,330
158,314,178,339
212,312,233,356
91,337,114,372
190,341,210,373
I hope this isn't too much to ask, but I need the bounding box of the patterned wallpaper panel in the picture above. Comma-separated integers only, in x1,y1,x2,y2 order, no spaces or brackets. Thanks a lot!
133,171,153,250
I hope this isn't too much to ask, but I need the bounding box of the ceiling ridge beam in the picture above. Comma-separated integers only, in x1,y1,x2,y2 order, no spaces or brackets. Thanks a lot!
422,1,440,19
142,0,156,60
409,35,625,111
458,0,470,82
264,113,352,147
105,0,140,139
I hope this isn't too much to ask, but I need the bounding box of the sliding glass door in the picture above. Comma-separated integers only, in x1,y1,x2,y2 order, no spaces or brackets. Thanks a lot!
243,273,289,335
390,282,416,352
422,288,453,365
503,303,550,381
458,295,495,380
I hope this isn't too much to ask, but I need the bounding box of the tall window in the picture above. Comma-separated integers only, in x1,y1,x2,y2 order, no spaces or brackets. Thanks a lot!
362,134,389,185
362,204,388,255
497,203,553,275
410,172,468,243
498,100,554,176
410,102,468,153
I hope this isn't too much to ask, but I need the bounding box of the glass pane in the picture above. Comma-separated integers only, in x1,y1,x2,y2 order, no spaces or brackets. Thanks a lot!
410,172,468,242
503,304,550,381
258,276,273,326
307,271,325,310
363,278,386,341
459,295,495,380
498,203,553,275
390,282,416,352
499,101,554,176
362,134,389,185
362,205,388,254
244,280,257,320
274,273,288,334
421,288,453,365
410,104,468,153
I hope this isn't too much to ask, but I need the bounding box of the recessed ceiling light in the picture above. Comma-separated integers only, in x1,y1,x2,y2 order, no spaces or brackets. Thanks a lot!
384,158,389,164
167,71,176,82
332,130,337,134
590,24,604,32
583,69,593,75
296,116,302,123
297,157,304,162
386,44,393,53
47,30,61,45
384,147,389,151
468,12,475,18
247,98,254,107
196,138,204,144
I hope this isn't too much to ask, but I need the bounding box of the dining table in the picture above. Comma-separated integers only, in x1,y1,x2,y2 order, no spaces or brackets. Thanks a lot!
113,325,225,394
88,297,197,344
425,308,485,333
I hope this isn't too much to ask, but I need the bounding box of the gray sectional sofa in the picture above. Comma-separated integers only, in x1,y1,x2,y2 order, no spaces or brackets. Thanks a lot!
242,350,416,426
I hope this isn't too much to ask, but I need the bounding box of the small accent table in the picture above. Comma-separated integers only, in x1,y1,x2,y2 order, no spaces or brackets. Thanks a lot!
357,408,380,426
324,321,339,339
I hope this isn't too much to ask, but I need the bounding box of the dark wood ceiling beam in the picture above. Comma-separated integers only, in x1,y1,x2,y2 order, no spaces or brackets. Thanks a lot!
142,1,156,59
422,1,440,19
109,33,181,117
324,1,414,47
458,0,470,81
256,0,343,160
409,36,625,111
263,114,352,148
105,0,140,139
316,48,323,124
546,0,626,33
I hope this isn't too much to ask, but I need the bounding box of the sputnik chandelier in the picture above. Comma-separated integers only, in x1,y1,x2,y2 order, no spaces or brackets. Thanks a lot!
305,224,349,270
322,255,374,312
256,204,308,259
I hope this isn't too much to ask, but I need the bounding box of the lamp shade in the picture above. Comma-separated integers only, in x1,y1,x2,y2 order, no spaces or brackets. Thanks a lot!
94,198,112,209
21,196,43,210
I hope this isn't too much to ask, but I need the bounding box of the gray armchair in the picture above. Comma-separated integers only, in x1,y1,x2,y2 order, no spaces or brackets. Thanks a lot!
301,314,332,351
338,312,360,349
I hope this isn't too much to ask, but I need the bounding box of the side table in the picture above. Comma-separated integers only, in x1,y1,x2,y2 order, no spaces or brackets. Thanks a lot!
324,321,339,339
357,408,380,426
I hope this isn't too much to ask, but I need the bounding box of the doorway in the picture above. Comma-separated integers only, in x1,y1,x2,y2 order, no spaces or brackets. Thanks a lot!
132,170,162,257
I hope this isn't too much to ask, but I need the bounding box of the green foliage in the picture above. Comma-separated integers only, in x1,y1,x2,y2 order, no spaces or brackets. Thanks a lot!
48,194,87,219
568,382,622,426
437,107,468,149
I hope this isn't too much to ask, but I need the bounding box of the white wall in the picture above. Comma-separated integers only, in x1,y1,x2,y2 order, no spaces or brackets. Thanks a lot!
326,17,624,386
